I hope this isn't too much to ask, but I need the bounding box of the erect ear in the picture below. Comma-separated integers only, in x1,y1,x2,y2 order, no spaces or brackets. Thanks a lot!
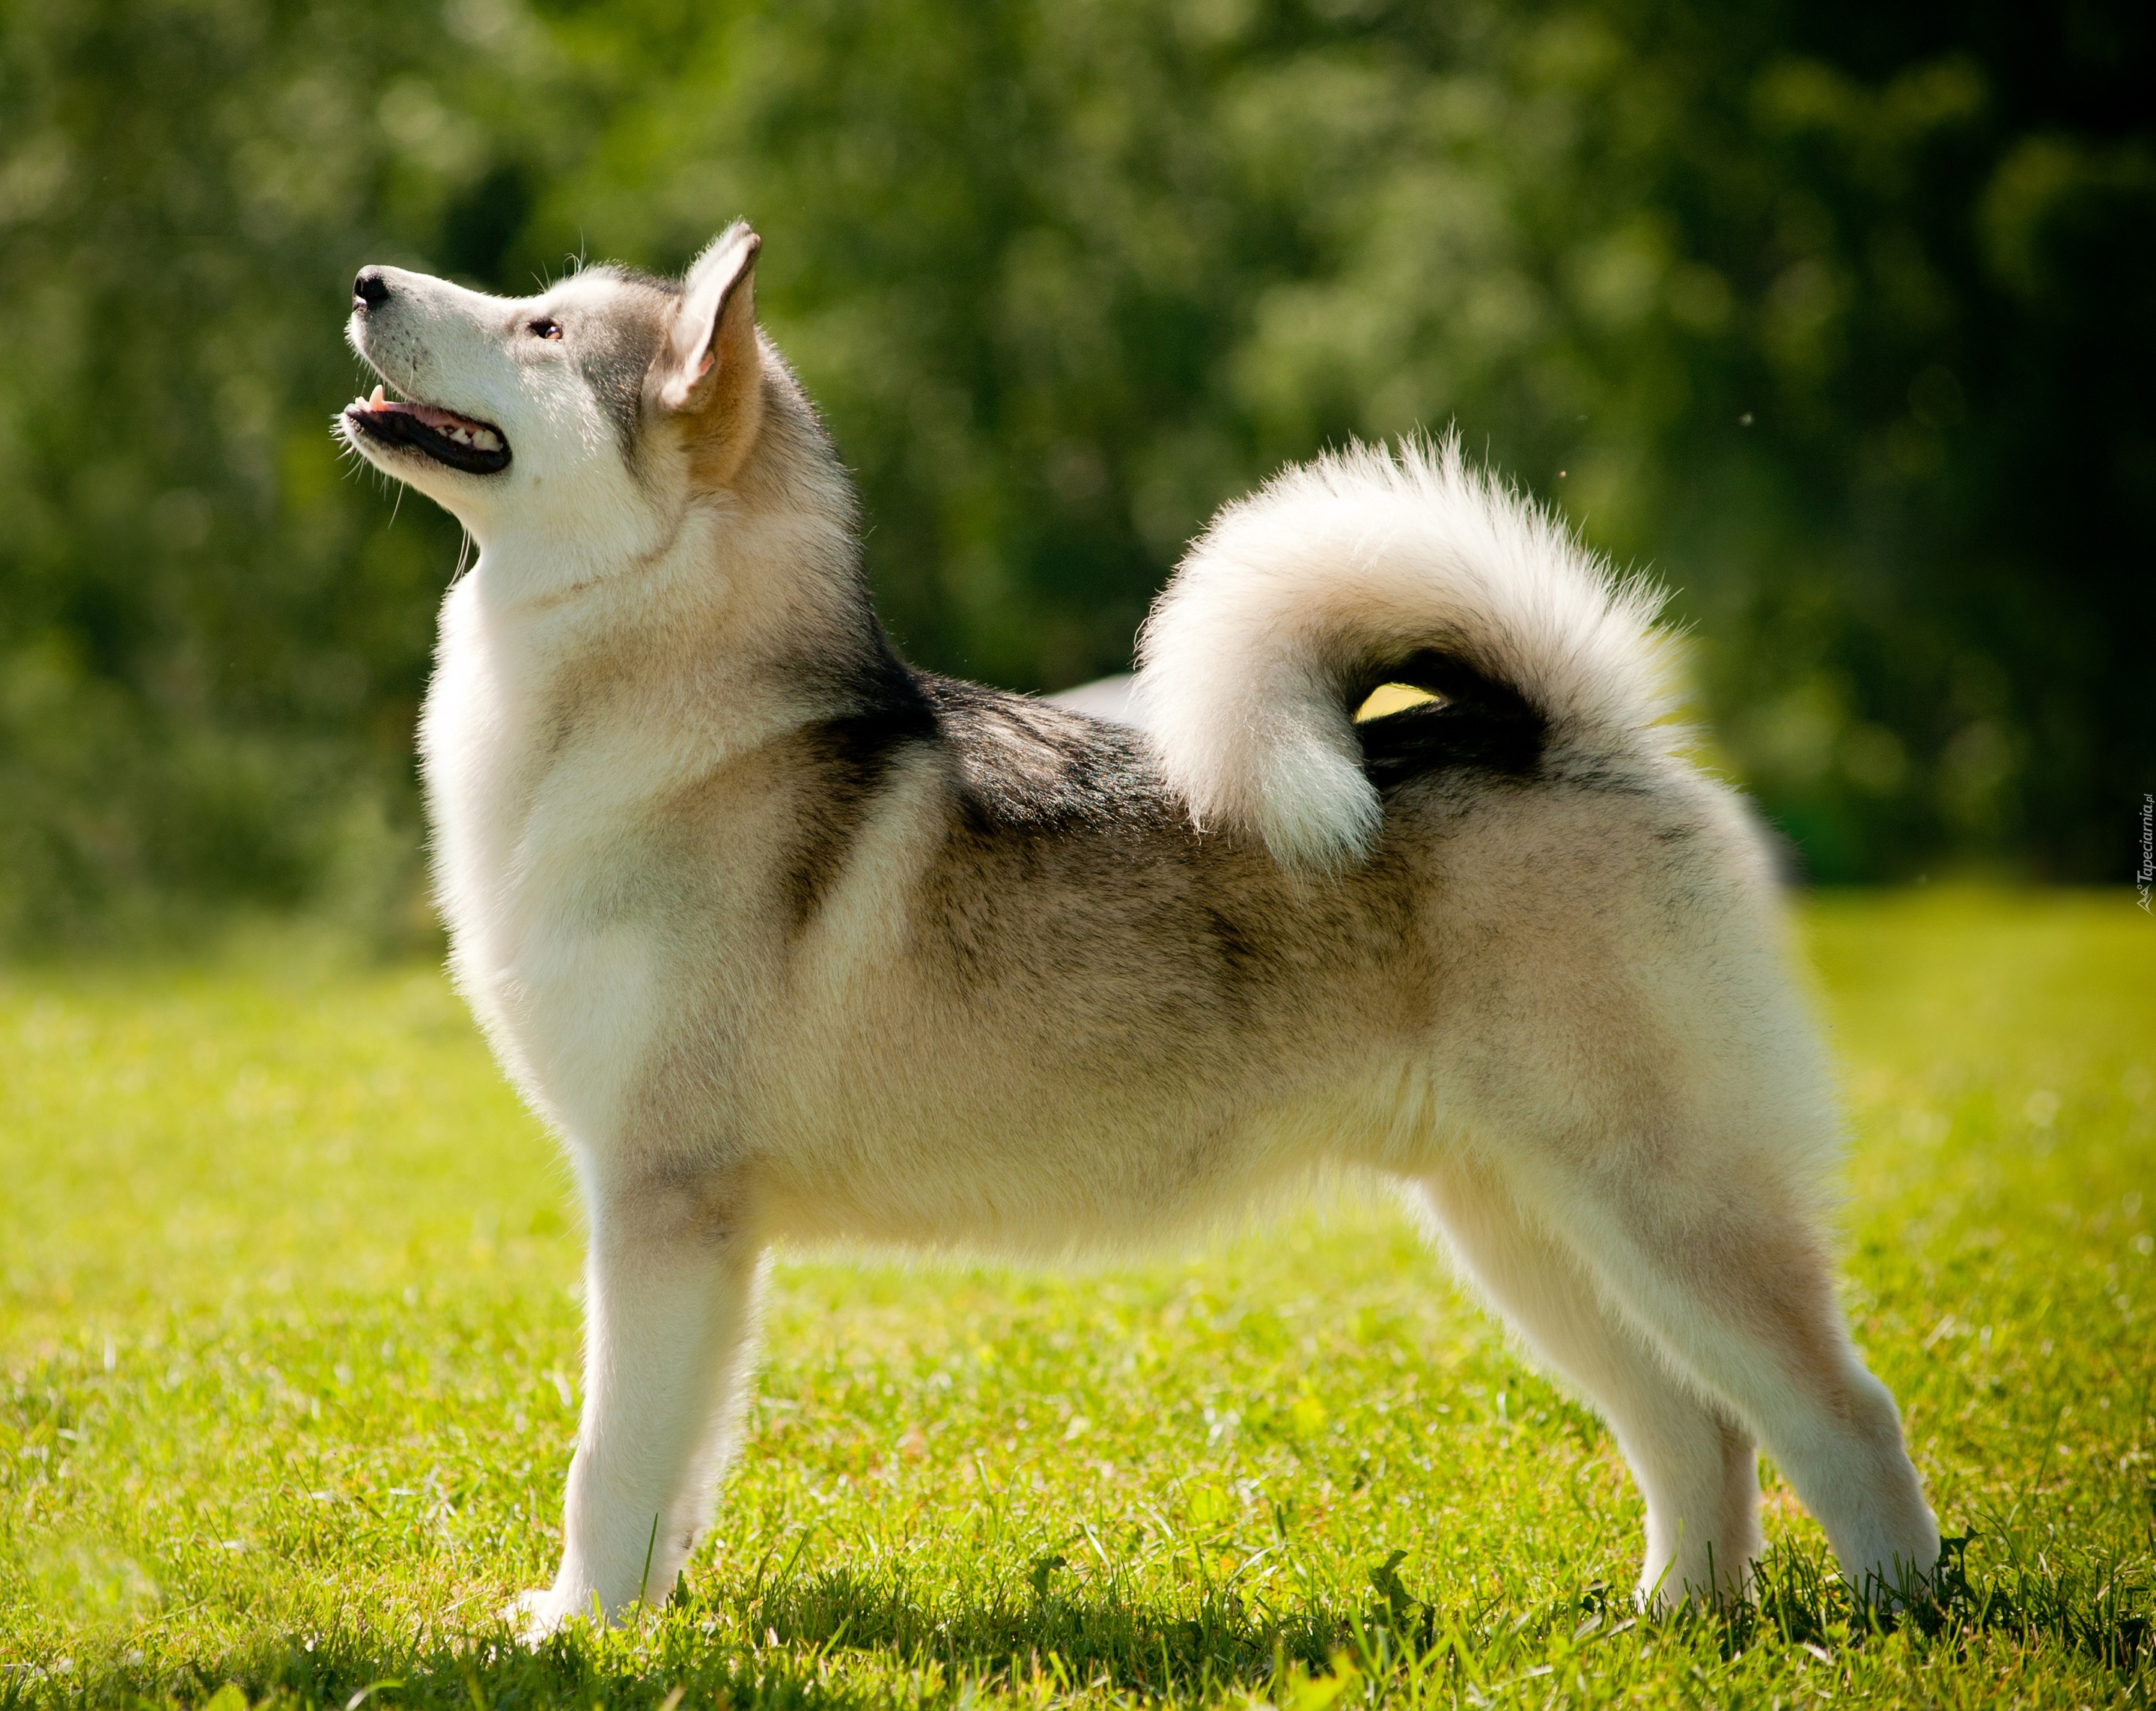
652,221,762,416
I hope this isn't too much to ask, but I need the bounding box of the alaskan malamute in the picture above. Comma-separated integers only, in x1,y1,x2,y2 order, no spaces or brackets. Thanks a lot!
338,224,1937,1634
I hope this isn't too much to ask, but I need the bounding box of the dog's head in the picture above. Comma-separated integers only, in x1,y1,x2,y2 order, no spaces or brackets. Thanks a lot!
338,223,772,572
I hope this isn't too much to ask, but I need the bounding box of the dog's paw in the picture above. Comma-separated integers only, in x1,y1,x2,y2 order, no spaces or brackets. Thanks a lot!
506,1585,597,1643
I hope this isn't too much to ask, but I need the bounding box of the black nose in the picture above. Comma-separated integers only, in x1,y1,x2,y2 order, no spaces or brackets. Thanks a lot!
353,269,391,309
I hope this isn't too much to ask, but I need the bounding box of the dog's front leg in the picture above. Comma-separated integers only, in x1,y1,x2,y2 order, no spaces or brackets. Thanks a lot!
512,1170,764,1637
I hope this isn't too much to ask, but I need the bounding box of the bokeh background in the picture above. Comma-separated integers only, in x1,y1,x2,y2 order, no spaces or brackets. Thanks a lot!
1,0,2149,946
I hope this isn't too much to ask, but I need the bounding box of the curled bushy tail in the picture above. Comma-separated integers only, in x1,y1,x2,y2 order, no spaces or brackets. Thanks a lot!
1132,435,1676,870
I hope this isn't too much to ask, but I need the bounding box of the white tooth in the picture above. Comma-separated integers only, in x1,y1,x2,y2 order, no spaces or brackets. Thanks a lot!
475,431,500,451
370,385,386,409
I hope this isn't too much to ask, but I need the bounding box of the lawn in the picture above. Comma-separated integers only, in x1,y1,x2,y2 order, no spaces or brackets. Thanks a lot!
2,891,2151,1708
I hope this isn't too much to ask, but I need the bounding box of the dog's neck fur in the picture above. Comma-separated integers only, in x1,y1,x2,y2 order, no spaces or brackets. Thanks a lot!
421,345,895,1066
453,349,889,768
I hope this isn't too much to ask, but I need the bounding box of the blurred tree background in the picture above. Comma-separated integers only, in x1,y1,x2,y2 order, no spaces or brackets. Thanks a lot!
1,0,2149,945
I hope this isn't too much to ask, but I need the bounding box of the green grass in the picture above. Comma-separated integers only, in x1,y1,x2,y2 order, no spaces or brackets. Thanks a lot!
3,891,2152,1708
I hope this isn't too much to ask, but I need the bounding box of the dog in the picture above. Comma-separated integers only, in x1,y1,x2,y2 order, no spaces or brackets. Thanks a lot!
336,222,1938,1635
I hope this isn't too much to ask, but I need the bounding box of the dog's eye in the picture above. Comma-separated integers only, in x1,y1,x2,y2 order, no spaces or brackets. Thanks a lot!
529,317,563,341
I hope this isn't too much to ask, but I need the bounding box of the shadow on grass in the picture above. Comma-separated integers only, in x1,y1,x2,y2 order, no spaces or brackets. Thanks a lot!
1738,1534,2152,1675
15,1572,1385,1711
7,1536,2150,1710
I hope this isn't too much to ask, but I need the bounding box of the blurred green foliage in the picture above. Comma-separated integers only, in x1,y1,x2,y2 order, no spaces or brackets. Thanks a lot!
1,0,2149,941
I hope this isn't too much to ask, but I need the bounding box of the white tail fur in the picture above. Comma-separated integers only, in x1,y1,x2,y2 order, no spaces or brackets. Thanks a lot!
1133,435,1676,869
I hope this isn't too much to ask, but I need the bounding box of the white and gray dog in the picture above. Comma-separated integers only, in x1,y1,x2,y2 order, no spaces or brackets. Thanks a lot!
337,222,1937,1635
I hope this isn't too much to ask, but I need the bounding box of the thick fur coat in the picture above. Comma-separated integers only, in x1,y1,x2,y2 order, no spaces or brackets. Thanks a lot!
336,224,1938,1634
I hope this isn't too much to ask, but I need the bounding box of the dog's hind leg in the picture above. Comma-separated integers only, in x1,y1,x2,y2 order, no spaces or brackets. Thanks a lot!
1521,1147,1939,1607
1416,1158,1761,1608
511,1170,764,1637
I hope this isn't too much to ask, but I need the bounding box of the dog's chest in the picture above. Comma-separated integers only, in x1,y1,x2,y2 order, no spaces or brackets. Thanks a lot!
420,580,677,1140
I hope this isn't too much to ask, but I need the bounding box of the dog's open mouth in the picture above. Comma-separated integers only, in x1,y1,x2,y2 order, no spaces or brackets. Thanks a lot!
345,385,511,475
